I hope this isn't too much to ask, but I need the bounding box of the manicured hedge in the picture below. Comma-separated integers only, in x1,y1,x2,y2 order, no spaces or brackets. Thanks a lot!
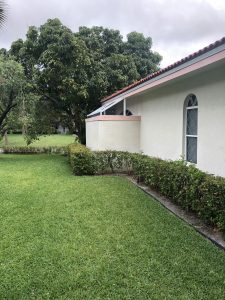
68,144,96,175
68,146,133,175
1,146,67,155
68,144,225,233
94,151,133,174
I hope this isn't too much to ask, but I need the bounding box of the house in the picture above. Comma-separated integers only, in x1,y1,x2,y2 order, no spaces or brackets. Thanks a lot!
86,37,225,178
56,124,69,134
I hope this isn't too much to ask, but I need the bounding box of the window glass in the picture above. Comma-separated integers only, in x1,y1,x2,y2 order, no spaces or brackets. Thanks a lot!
187,109,198,135
187,95,198,107
186,137,197,163
185,94,198,164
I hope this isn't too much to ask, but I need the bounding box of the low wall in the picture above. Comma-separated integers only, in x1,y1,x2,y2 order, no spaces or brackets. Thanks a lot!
86,115,141,153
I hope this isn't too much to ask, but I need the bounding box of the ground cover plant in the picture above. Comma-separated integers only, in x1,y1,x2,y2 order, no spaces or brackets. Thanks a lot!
0,154,225,299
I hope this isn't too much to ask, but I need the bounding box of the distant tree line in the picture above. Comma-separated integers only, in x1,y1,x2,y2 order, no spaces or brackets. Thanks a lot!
0,18,162,143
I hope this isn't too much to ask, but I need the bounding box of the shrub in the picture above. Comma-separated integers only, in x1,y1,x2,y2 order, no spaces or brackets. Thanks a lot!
68,144,96,175
2,146,67,155
198,176,225,230
67,144,225,233
132,156,207,211
68,146,133,175
94,150,133,174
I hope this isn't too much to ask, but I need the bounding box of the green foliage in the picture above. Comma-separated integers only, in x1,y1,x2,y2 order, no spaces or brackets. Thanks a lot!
6,90,40,137
0,55,26,135
9,21,162,143
198,176,225,230
124,32,162,77
94,150,133,174
0,54,39,139
2,145,67,155
131,156,204,208
68,145,133,175
68,143,96,175
10,19,91,143
68,145,225,233
105,54,139,93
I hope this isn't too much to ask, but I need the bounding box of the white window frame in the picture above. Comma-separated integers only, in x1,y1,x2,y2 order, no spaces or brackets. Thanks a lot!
184,99,198,164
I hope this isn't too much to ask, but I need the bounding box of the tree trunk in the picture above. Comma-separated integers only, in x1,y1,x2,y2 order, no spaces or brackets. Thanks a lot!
73,115,86,145
4,130,8,146
78,125,86,145
22,124,27,136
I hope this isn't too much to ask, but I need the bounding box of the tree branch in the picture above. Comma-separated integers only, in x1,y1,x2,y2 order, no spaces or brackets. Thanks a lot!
0,90,17,127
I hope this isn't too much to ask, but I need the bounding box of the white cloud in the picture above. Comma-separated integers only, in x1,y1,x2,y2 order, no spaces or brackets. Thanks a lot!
1,0,225,67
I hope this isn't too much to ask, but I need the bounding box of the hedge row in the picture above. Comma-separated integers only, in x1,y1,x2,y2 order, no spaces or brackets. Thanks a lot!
68,144,134,175
68,144,225,233
1,146,67,155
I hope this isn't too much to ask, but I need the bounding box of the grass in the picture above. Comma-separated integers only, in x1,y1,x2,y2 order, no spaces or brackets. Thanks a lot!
0,134,75,147
0,154,225,299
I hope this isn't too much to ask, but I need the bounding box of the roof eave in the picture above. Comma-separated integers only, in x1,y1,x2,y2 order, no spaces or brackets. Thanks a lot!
101,39,225,105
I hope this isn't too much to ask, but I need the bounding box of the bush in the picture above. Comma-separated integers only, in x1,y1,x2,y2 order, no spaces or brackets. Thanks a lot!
68,145,134,175
198,176,225,230
68,144,96,175
132,156,207,210
67,144,225,233
94,150,133,174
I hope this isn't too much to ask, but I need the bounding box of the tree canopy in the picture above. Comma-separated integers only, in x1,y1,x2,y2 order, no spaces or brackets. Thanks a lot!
9,19,162,143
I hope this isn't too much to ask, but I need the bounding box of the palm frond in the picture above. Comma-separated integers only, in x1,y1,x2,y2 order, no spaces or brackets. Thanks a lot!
0,1,6,27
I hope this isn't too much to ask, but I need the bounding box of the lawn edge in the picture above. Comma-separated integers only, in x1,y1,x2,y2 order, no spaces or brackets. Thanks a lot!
124,175,225,251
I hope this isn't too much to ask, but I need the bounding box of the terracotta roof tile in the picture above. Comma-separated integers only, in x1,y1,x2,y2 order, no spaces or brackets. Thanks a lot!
102,37,225,103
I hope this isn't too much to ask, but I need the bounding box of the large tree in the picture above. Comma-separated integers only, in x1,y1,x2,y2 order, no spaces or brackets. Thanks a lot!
11,19,92,142
10,19,162,143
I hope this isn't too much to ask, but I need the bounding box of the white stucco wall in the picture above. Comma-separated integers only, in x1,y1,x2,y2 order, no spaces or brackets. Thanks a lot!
198,87,225,176
125,64,225,177
86,117,140,153
86,120,99,150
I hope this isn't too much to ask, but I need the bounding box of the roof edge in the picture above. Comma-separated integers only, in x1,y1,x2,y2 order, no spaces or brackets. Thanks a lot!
101,37,225,103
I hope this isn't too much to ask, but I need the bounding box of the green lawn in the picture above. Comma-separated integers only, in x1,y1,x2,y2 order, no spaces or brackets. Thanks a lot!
0,155,225,299
0,134,75,147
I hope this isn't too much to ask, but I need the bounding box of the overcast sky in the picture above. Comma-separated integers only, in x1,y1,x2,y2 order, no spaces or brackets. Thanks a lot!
1,0,225,67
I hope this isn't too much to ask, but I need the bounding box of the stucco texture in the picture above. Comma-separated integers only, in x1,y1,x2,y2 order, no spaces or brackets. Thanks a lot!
126,63,225,177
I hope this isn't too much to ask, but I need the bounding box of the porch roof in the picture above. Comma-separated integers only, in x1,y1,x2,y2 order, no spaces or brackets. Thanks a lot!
87,97,124,117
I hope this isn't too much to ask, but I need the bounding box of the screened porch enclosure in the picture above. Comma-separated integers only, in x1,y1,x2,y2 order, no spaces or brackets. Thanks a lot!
87,98,132,118
86,98,141,152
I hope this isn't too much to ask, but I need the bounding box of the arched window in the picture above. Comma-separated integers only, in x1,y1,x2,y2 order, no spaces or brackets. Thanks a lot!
184,94,198,163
